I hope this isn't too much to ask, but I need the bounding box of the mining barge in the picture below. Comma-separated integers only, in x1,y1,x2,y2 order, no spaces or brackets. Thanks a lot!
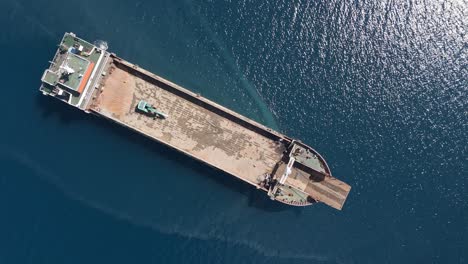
39,33,351,210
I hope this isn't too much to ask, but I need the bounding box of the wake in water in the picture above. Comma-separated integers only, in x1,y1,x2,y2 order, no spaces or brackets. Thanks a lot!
1,147,341,263
184,0,280,131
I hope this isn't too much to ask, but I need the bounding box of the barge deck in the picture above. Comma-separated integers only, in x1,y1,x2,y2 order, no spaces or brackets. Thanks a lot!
39,33,351,210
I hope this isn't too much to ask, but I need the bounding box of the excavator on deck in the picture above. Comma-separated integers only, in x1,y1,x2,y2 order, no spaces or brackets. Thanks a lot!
136,100,168,119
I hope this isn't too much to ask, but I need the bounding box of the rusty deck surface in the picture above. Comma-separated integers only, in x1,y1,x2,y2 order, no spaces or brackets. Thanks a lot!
90,58,285,185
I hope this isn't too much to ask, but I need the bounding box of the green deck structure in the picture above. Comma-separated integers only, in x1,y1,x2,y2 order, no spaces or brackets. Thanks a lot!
59,53,90,92
40,32,106,108
43,71,59,85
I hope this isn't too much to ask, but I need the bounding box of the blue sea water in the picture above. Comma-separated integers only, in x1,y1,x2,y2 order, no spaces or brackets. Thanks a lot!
0,0,466,263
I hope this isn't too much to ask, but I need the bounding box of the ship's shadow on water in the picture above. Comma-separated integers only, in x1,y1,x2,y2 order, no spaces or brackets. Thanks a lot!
36,95,301,214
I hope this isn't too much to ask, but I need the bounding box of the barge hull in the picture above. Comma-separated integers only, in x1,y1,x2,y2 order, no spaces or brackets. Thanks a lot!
39,33,351,210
